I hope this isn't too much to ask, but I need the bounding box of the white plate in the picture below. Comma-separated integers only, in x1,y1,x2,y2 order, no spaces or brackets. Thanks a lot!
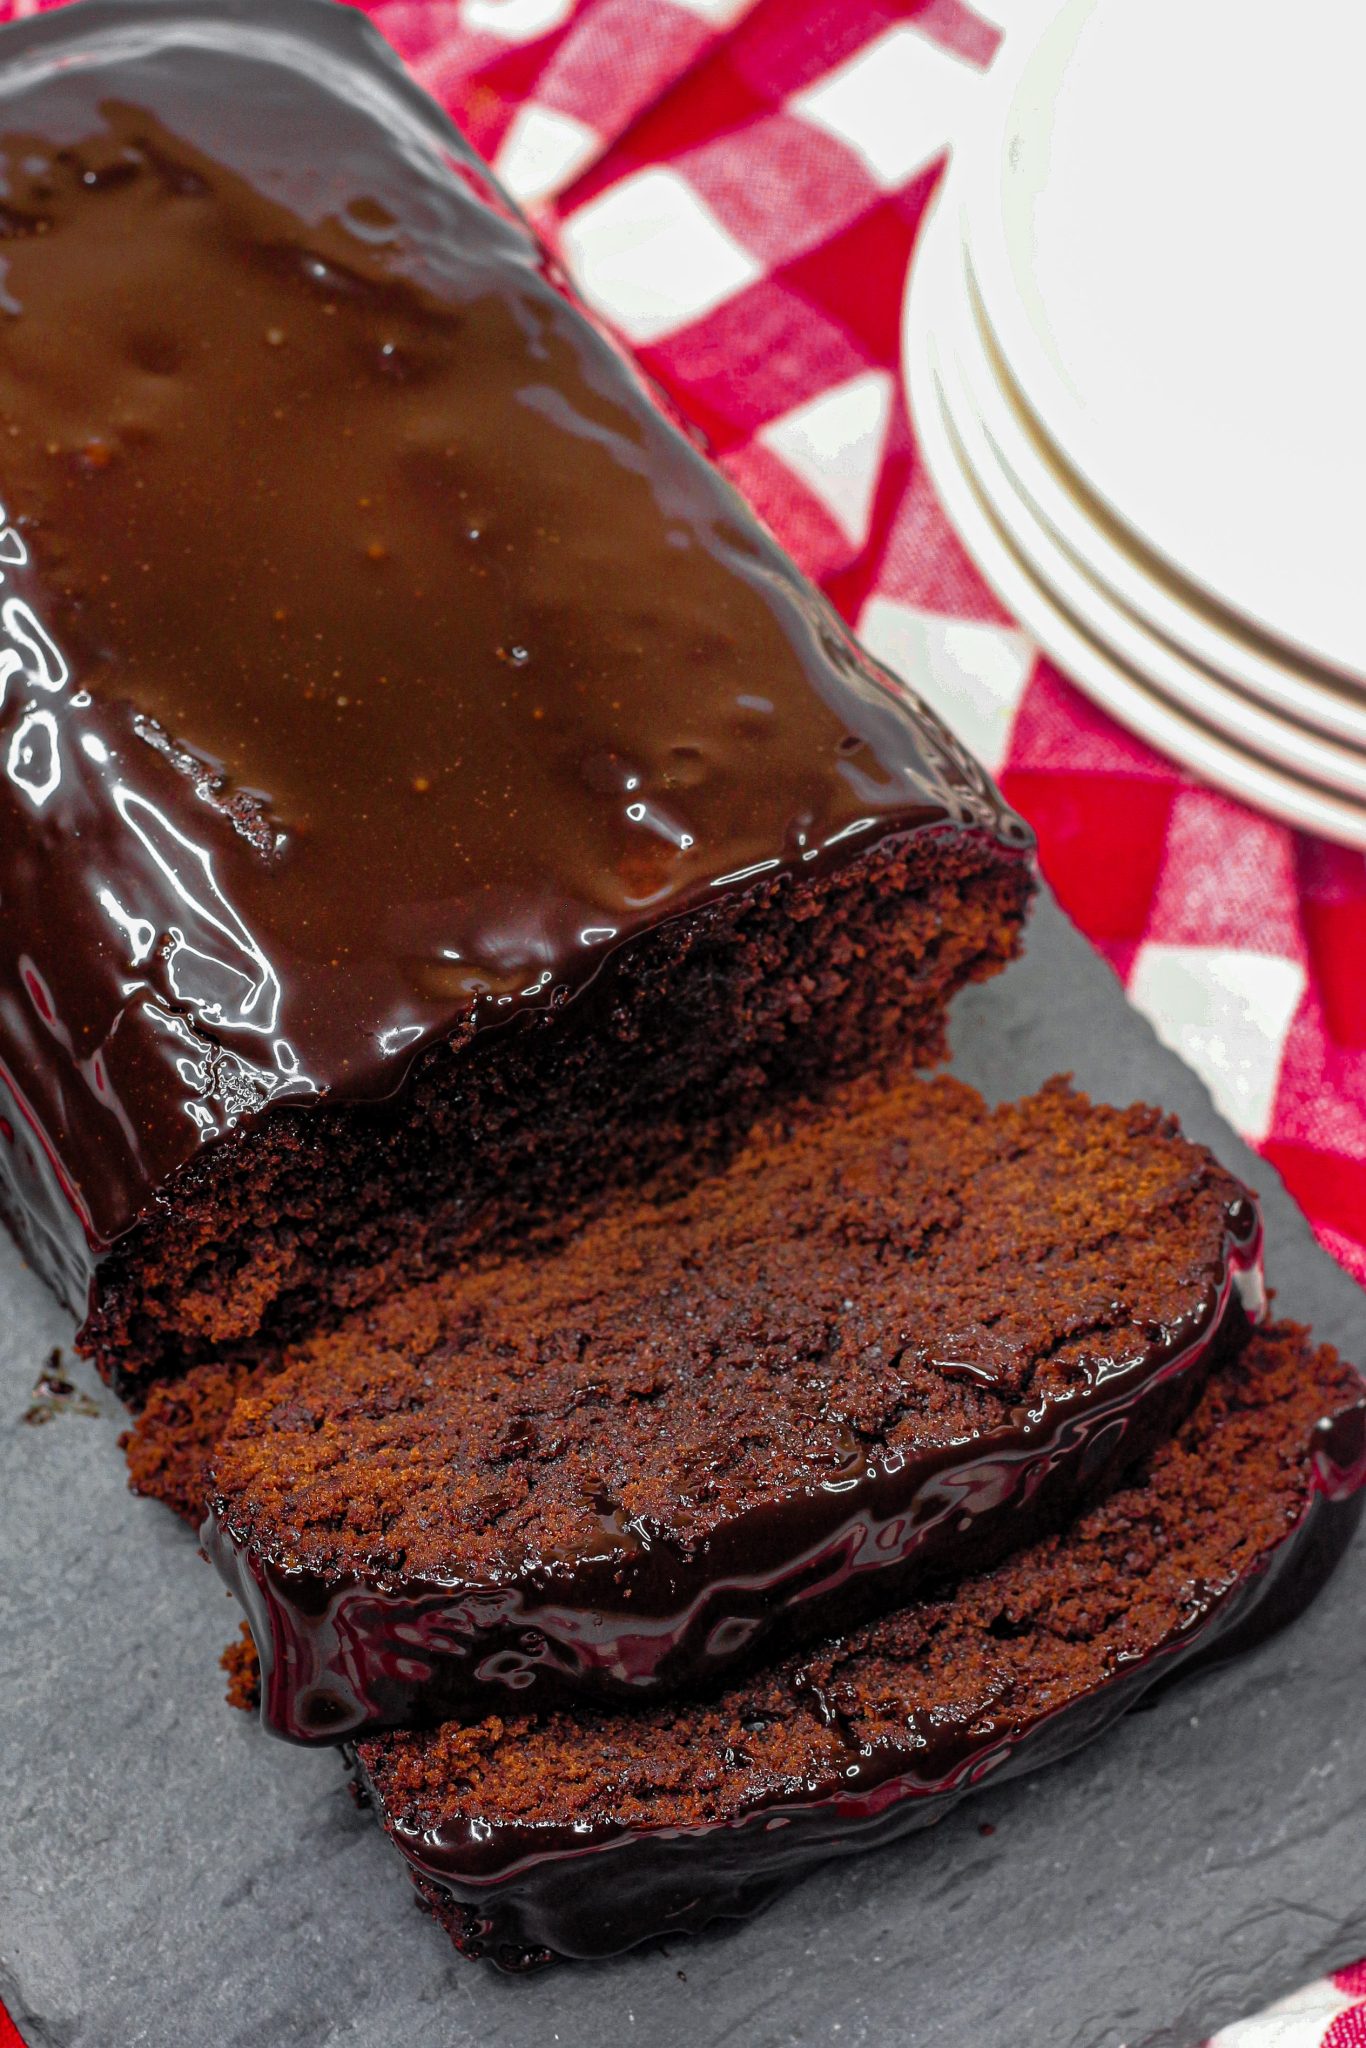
901,229,1366,849
911,201,1366,797
928,198,1366,752
958,0,1366,681
938,325,1366,804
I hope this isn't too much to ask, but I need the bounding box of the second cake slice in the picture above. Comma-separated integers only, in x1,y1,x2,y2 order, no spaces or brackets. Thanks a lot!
186,1074,1262,1740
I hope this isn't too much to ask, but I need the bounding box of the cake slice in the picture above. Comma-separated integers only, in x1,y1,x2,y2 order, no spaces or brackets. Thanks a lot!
0,0,1030,1392
352,1324,1366,1969
166,1076,1261,1741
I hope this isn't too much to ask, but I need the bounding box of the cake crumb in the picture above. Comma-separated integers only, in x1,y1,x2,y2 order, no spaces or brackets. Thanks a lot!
221,1623,261,1713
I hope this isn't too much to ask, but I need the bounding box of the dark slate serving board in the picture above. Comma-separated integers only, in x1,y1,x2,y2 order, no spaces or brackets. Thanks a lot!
2,890,1363,2048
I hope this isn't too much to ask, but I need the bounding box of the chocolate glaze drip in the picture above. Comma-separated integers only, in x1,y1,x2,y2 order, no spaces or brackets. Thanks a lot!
0,0,1027,1312
354,1389,1366,1970
206,1212,1264,1744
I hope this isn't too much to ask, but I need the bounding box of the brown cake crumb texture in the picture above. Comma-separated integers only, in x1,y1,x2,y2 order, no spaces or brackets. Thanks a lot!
204,1074,1247,1585
221,1623,261,1715
358,1324,1359,1836
126,1364,254,1526
89,836,1031,1394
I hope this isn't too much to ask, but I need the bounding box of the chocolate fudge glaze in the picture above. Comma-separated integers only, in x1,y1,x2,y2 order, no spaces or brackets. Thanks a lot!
205,1138,1264,1745
353,1347,1366,1969
0,0,1027,1311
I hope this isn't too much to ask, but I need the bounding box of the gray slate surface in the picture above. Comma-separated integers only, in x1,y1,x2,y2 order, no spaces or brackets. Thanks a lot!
1,891,1363,2048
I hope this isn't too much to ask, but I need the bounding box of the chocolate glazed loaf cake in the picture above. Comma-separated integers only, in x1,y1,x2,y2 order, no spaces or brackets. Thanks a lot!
5,0,1355,2000
189,1077,1263,1742
353,1326,1366,1970
0,0,1030,1392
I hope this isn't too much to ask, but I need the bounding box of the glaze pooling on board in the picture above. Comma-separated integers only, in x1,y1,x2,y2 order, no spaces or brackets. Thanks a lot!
0,0,1026,1308
209,1214,1263,1743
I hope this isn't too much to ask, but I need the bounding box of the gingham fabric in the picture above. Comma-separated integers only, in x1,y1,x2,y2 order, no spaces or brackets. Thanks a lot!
0,1,1363,2041
1206,1965,1366,2048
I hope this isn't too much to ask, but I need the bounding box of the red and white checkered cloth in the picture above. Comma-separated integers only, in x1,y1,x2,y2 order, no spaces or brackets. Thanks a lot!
0,1,1363,2040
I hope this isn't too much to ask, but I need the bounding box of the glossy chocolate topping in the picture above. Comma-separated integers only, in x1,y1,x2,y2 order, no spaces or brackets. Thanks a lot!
0,0,1024,1304
353,1337,1366,1969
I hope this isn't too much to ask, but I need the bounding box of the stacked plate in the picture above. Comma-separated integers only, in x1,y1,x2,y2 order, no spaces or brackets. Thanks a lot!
902,0,1366,846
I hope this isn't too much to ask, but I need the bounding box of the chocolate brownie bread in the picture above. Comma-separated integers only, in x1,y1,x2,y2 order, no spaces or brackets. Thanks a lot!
0,0,1030,1392
353,1324,1366,1969
136,1075,1261,1740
